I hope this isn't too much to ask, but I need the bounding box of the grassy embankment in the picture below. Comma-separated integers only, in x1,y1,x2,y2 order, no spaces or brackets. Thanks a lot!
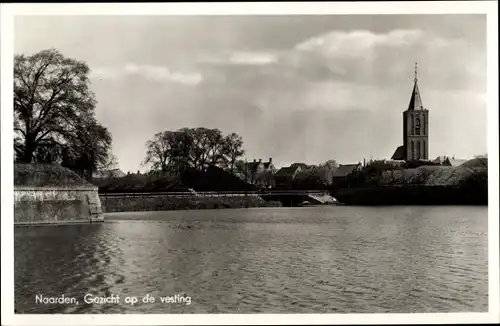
100,195,281,213
94,167,282,212
333,158,488,205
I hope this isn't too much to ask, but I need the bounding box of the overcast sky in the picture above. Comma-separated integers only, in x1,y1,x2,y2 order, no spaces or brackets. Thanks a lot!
14,14,487,173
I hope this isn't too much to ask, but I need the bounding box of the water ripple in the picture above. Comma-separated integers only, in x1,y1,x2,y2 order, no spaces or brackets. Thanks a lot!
15,206,488,313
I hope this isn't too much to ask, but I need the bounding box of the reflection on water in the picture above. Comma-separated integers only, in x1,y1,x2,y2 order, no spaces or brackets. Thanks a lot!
15,206,488,313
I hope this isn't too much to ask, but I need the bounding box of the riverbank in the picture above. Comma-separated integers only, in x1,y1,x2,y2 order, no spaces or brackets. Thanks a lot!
100,195,282,213
332,159,488,206
333,185,487,206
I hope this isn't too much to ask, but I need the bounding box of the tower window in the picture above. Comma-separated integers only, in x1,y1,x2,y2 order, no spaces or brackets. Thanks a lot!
415,117,421,135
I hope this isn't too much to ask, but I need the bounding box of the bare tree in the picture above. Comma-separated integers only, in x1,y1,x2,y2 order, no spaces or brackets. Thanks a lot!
223,132,245,174
142,132,171,173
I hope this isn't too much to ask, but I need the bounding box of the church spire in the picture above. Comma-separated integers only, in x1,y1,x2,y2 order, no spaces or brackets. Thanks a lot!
414,62,418,82
408,62,424,110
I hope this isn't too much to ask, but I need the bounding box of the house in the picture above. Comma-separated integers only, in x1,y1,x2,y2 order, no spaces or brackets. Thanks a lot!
290,163,308,169
332,163,362,183
274,164,304,189
444,158,467,167
245,158,276,188
391,146,405,161
432,156,447,165
366,159,405,168
432,156,467,167
14,163,103,225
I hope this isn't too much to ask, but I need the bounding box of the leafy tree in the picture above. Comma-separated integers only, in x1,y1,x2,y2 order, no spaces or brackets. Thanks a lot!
316,159,338,185
13,48,114,179
61,117,113,180
143,127,245,174
233,159,251,182
292,165,326,190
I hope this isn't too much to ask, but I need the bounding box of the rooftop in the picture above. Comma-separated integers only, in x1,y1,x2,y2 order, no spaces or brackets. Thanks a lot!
275,166,300,177
407,63,425,111
246,158,273,172
391,145,405,160
333,163,361,178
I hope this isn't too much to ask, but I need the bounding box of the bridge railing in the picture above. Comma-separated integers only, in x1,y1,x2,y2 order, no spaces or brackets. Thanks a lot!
99,190,331,199
99,191,254,198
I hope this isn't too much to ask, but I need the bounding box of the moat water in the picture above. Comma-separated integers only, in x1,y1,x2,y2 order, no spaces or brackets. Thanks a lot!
15,206,488,313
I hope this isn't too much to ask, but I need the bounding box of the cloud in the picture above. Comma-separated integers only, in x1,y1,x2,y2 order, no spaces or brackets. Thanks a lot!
91,64,203,85
85,27,486,172
228,51,278,65
195,28,485,94
295,29,424,56
199,51,278,66
286,29,485,92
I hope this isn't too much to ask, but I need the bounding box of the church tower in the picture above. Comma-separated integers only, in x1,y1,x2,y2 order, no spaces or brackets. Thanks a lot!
402,63,429,160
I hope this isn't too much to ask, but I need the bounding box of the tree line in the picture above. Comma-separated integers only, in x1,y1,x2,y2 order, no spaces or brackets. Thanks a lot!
143,128,245,175
13,48,115,181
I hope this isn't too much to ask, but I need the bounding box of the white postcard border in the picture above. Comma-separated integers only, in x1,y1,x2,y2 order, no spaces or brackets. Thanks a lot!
1,2,498,325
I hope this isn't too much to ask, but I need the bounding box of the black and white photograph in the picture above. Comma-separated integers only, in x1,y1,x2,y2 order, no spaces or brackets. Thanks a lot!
1,2,499,325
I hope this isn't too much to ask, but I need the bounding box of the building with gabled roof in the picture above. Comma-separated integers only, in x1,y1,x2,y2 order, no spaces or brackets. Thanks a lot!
274,164,304,189
244,158,276,187
333,163,362,179
290,163,308,169
433,156,468,167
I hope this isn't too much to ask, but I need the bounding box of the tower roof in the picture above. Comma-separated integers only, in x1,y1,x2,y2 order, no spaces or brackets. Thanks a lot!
407,62,424,111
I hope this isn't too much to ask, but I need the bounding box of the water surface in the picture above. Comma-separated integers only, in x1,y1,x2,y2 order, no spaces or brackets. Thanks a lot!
15,206,488,313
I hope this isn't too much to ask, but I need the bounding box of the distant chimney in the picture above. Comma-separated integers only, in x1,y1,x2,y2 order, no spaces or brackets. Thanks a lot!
269,157,272,163
259,158,262,163
253,159,256,162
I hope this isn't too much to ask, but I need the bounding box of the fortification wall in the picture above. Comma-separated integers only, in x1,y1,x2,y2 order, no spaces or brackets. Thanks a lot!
100,195,281,213
14,187,104,225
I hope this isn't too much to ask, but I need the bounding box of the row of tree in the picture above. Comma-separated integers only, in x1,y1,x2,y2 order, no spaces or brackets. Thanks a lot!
143,127,245,175
142,127,342,189
13,49,115,180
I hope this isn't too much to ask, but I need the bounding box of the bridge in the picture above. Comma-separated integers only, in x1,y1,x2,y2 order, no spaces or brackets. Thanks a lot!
99,189,330,198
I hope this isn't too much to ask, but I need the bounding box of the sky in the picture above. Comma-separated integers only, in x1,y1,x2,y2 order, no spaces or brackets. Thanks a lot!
14,14,487,173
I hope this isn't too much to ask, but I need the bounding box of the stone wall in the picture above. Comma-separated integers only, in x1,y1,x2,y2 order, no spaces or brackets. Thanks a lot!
14,187,103,225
